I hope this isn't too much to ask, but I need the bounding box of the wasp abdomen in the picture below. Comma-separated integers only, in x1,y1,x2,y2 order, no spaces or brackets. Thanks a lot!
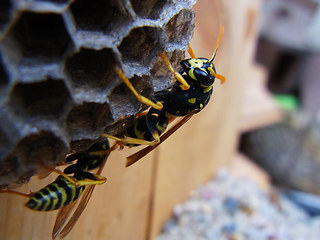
26,176,85,211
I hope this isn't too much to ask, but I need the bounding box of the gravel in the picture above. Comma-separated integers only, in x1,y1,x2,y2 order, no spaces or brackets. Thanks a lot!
155,169,320,240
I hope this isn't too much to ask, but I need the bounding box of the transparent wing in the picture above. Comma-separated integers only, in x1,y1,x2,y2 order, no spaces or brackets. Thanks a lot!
52,144,117,239
52,198,79,239
55,183,97,239
126,111,195,167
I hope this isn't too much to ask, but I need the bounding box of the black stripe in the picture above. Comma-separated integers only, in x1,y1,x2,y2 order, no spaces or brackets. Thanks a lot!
34,192,43,200
40,188,52,211
56,177,69,188
25,198,38,210
74,186,85,201
55,177,72,207
34,192,46,211
52,184,63,210
44,185,57,211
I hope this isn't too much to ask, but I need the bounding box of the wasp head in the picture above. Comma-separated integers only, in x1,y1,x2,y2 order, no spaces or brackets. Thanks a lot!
180,58,216,86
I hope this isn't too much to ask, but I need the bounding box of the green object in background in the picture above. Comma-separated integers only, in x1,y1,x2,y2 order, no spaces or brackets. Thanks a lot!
273,94,299,111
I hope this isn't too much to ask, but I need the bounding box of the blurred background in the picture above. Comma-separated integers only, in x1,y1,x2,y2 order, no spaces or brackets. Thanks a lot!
1,0,320,239
239,0,320,213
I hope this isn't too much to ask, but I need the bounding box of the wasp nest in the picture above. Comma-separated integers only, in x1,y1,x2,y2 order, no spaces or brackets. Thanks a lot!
0,0,196,187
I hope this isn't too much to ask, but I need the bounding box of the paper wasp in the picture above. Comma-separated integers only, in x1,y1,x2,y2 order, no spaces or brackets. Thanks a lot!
0,139,117,239
103,26,225,167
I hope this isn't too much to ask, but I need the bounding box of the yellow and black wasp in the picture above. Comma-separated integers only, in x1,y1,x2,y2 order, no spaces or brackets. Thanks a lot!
0,139,117,239
103,26,225,166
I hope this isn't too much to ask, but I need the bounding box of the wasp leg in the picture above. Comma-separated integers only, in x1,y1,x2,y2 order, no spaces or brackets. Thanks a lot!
38,162,80,185
38,162,103,187
207,67,226,84
158,52,190,91
115,66,163,110
72,174,106,187
101,133,158,146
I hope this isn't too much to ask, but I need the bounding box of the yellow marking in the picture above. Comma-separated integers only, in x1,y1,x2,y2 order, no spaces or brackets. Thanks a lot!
52,183,60,209
61,183,68,206
188,69,196,80
115,67,163,110
71,183,76,204
156,121,167,133
188,59,204,68
152,131,160,142
158,52,190,90
188,98,196,104
201,85,213,93
207,67,215,74
42,187,54,210
187,60,208,81
33,193,43,211
200,104,204,109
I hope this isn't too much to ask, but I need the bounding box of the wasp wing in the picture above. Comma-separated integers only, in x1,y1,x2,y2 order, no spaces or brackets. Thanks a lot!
56,183,96,239
52,144,117,239
126,111,195,167
52,198,79,239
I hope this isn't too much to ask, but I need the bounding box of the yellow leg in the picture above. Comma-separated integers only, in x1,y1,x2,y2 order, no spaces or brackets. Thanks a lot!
38,162,79,185
207,67,226,84
72,174,106,187
101,133,158,146
158,52,190,91
38,162,105,187
115,67,163,110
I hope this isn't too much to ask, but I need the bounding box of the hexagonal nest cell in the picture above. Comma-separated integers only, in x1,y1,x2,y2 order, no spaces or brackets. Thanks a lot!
0,0,196,187
8,79,73,119
70,0,132,32
131,0,167,19
10,12,72,62
65,48,117,91
118,26,163,66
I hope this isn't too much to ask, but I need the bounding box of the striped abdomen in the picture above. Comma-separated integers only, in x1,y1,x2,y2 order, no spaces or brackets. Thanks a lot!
26,176,85,211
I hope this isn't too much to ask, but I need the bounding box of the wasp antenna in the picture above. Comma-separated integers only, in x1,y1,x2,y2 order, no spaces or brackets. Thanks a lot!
209,25,224,63
187,43,196,58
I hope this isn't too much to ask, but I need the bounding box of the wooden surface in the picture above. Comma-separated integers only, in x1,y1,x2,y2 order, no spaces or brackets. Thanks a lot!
0,0,264,239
